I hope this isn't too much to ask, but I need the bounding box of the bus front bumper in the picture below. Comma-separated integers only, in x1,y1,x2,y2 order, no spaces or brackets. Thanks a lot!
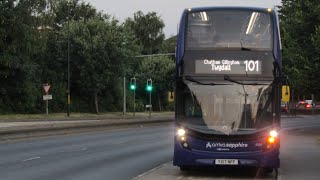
173,144,280,168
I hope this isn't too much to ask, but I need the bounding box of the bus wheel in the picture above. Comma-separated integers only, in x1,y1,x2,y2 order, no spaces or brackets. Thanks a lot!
274,168,279,180
258,168,273,176
264,168,273,174
180,166,190,171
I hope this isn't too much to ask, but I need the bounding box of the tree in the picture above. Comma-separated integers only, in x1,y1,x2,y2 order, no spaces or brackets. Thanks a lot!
278,0,320,99
57,17,139,113
161,35,177,54
125,11,165,55
0,0,172,114
136,56,175,111
0,0,50,113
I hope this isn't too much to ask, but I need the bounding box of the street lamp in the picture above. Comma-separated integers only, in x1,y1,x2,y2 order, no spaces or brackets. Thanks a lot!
67,0,71,117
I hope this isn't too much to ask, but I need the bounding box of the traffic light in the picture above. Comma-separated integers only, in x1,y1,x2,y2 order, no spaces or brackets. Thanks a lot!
130,77,136,91
146,79,153,92
130,84,136,90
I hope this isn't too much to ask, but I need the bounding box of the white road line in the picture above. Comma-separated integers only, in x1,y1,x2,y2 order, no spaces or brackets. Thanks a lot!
71,147,88,152
22,156,40,162
132,161,172,180
114,141,130,145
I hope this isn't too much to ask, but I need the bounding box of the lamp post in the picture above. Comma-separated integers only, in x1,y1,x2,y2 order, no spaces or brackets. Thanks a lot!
67,0,71,117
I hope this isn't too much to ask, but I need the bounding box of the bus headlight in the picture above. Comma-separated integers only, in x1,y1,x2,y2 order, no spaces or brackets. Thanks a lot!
265,130,278,149
177,128,186,137
269,130,278,138
177,128,187,142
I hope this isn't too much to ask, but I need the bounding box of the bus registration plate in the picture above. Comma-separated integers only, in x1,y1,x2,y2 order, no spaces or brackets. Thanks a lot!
215,159,238,165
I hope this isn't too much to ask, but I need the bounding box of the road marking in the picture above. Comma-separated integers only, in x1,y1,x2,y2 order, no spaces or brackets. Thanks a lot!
114,141,130,145
72,147,88,152
132,161,172,180
22,156,40,162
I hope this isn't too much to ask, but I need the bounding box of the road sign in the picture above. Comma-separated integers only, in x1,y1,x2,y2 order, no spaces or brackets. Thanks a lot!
43,95,53,100
146,105,152,108
43,84,51,94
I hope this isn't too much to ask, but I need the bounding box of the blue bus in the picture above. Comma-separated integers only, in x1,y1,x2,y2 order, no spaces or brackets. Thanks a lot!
174,7,286,174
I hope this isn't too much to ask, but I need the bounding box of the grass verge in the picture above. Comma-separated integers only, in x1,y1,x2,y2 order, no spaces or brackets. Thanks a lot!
0,112,174,121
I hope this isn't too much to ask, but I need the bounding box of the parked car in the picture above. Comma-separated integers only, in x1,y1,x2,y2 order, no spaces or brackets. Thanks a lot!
295,101,312,109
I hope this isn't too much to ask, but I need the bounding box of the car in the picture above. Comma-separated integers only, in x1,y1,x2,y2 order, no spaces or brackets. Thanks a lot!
281,101,288,112
295,101,312,109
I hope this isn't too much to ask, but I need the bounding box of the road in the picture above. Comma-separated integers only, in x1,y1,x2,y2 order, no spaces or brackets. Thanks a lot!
0,125,174,180
0,115,319,180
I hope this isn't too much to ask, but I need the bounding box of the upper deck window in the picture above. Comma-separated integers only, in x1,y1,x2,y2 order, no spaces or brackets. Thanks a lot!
186,10,273,50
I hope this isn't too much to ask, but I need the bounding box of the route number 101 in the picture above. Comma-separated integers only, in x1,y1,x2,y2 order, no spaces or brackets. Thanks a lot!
244,60,259,72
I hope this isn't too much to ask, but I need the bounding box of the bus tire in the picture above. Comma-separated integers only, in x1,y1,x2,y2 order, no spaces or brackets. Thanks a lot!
179,166,190,171
263,168,273,174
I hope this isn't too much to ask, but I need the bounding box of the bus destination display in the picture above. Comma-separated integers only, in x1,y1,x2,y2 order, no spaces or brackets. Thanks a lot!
195,59,262,75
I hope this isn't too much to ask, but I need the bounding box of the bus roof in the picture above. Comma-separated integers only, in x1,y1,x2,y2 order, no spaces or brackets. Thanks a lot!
185,6,273,13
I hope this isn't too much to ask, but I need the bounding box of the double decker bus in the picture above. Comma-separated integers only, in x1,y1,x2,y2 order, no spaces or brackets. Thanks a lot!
174,7,286,174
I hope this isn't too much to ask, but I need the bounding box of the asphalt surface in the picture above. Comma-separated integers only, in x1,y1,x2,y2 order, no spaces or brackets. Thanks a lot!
0,125,174,180
0,115,319,180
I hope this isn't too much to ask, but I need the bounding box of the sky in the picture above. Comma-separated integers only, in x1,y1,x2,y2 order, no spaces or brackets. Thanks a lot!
87,0,282,38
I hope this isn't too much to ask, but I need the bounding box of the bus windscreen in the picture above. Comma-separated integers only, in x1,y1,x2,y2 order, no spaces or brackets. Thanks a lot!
186,10,273,51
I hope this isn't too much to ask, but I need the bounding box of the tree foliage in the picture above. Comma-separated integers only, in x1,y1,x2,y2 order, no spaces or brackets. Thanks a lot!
0,1,174,114
279,0,320,99
161,35,177,54
135,56,175,111
125,11,165,55
0,0,48,113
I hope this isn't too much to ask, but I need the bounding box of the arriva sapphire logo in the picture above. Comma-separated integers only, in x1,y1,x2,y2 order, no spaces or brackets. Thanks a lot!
206,142,248,149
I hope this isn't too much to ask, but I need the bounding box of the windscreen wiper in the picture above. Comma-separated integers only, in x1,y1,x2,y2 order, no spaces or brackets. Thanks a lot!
184,76,228,86
240,34,253,51
224,75,247,85
223,75,268,85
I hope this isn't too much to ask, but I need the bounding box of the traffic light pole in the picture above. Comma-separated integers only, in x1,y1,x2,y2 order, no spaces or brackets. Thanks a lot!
134,87,136,117
149,89,151,118
133,77,137,117
147,78,152,118
130,77,136,117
